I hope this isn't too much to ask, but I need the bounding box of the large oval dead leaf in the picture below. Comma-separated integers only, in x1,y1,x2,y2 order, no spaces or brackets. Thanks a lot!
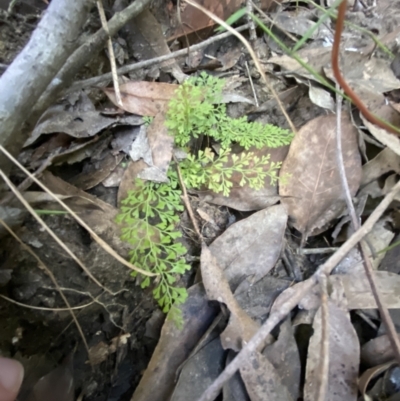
304,301,359,401
103,81,178,116
279,114,361,239
209,204,287,288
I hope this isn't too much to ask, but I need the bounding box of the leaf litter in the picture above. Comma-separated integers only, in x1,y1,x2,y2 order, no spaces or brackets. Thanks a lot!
3,0,400,400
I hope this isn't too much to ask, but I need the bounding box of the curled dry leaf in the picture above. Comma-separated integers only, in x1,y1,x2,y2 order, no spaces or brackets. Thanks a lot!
279,114,361,240
304,301,359,401
103,81,178,116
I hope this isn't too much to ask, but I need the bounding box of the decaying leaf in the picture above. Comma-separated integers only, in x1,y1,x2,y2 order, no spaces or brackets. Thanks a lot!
209,205,287,288
262,318,301,400
300,271,400,310
361,147,400,188
362,335,400,367
201,244,259,352
127,9,186,83
170,337,225,401
279,114,361,239
361,114,400,157
240,350,294,401
131,284,218,401
103,81,178,116
304,301,359,401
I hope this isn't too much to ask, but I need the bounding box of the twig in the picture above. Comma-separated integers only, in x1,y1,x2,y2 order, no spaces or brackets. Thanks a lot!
0,293,94,312
245,61,259,107
26,0,152,142
0,0,91,175
0,168,115,296
197,179,400,401
316,273,329,401
0,217,90,356
183,0,297,135
66,23,253,93
246,0,257,45
335,87,400,364
96,0,123,107
174,156,203,240
0,145,156,277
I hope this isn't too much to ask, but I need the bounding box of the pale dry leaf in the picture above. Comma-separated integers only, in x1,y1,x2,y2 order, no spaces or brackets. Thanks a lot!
361,114,400,157
263,318,301,400
200,244,259,352
279,114,362,239
361,147,400,188
209,205,287,288
170,337,225,401
103,81,178,116
240,350,294,401
362,335,400,367
300,271,400,310
304,301,359,401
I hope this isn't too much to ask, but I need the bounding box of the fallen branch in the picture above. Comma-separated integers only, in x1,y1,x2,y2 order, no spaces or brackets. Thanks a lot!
0,0,92,175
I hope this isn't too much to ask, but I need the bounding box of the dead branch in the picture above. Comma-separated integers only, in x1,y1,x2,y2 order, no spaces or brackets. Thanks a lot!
0,0,93,176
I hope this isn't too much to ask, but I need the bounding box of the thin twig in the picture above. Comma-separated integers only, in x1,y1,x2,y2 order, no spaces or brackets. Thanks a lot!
0,168,114,295
183,0,297,135
335,88,400,364
174,156,203,240
197,179,400,401
0,293,94,312
0,145,156,277
245,61,259,107
67,23,253,93
97,0,123,107
316,273,329,401
0,217,91,356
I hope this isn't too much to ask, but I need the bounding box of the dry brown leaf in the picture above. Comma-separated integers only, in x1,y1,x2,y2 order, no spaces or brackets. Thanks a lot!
361,147,400,188
361,114,400,157
170,337,225,401
127,9,186,82
103,81,178,116
304,301,359,401
300,271,400,310
131,284,218,401
362,335,400,367
170,0,280,40
262,318,301,400
240,350,294,401
209,205,287,288
69,153,123,190
279,114,361,239
201,243,259,352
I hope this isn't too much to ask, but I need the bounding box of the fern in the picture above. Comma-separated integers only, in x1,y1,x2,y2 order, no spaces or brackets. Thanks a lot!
166,71,294,149
180,147,282,196
118,72,293,324
116,170,190,322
